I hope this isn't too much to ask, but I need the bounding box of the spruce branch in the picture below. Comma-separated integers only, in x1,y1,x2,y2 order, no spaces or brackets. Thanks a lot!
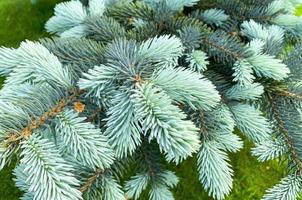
198,110,209,138
79,165,126,200
197,140,233,200
4,88,83,147
2,0,302,199
55,109,115,169
125,137,179,200
262,173,302,200
131,83,201,164
203,37,242,60
20,134,82,200
273,90,302,101
80,168,105,193
140,138,159,178
229,103,271,143
85,107,103,122
234,12,275,22
267,94,302,171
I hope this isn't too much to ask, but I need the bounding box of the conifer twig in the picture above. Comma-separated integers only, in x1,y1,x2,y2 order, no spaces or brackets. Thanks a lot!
199,111,209,138
85,107,103,122
274,90,302,101
141,137,157,178
80,168,105,193
79,168,128,200
268,94,302,171
4,88,83,146
203,38,241,60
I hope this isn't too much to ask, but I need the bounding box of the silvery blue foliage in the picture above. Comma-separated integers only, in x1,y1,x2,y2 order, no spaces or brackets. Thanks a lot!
225,83,264,101
131,83,201,163
192,8,229,26
197,141,233,200
230,103,272,143
46,0,109,38
252,138,287,162
1,0,302,199
262,174,302,200
241,20,285,54
125,172,150,199
186,50,209,72
152,66,220,110
142,0,199,11
46,1,88,37
20,134,82,200
56,109,115,169
0,41,72,88
125,170,179,200
103,90,142,158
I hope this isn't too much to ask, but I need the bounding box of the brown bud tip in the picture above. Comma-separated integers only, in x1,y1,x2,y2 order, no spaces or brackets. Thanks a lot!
74,102,85,113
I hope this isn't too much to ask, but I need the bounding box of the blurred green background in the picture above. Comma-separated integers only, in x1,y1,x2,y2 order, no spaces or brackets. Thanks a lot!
0,1,301,200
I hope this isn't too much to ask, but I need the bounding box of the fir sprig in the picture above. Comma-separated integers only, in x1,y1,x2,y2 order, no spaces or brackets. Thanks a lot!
1,0,302,200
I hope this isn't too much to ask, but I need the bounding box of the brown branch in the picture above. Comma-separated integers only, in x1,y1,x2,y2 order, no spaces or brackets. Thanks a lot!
274,90,302,101
79,168,128,199
268,94,302,171
85,107,103,122
203,38,242,60
199,111,209,138
4,88,83,147
232,12,273,22
141,137,157,178
79,168,104,193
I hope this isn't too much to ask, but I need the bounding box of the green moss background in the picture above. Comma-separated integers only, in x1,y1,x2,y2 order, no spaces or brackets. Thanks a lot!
0,0,61,47
0,1,301,200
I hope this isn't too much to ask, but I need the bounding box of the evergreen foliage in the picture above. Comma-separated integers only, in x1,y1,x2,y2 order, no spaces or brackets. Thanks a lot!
1,0,302,199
